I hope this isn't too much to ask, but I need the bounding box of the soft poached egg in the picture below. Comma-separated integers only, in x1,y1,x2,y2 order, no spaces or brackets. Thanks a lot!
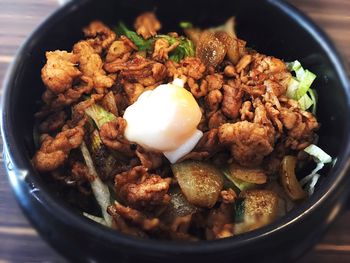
123,78,203,163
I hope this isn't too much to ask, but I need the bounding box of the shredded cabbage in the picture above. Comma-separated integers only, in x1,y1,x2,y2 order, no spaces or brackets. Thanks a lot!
286,60,317,111
300,144,332,196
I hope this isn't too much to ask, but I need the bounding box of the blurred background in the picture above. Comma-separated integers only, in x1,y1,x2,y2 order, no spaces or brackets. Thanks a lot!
0,0,349,262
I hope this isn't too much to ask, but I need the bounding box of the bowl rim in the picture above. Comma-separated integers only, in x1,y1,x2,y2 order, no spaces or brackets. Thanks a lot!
1,0,350,256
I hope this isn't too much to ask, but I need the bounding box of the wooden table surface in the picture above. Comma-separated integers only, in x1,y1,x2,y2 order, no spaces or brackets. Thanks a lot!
0,0,349,262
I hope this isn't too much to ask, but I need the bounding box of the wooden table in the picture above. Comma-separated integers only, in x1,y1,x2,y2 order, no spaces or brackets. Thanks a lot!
0,0,349,262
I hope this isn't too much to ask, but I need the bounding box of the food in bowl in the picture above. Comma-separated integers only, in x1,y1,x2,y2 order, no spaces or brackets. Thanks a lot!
32,12,332,240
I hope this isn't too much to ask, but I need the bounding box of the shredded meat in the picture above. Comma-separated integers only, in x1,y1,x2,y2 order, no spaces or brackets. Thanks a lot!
33,126,84,172
134,12,161,39
115,166,171,208
41,51,81,94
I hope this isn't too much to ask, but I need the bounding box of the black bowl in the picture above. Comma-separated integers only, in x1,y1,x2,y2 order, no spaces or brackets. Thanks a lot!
2,0,350,262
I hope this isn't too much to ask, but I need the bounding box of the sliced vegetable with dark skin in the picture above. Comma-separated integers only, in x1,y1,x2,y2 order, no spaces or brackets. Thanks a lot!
171,161,224,208
280,155,307,201
234,190,279,234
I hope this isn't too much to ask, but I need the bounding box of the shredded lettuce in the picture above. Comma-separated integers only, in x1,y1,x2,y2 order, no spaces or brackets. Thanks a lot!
85,104,116,129
300,144,332,195
286,60,317,112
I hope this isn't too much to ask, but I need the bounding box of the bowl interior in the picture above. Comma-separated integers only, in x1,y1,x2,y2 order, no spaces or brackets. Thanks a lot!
3,0,350,248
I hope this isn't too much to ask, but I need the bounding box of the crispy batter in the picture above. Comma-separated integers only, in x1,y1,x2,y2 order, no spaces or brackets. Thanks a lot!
41,51,81,94
33,126,84,172
134,12,161,39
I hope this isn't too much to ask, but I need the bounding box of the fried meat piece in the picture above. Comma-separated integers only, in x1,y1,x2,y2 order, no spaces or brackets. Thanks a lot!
108,202,160,231
206,203,234,240
73,41,114,93
221,82,243,119
115,166,171,208
152,38,179,61
135,147,163,170
45,75,94,109
218,121,273,167
38,111,67,133
41,51,81,94
83,21,116,53
104,55,167,86
106,37,135,63
99,118,134,156
134,12,161,39
33,126,84,172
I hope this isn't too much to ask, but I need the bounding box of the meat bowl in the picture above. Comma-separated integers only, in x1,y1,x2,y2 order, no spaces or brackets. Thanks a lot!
1,0,350,262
